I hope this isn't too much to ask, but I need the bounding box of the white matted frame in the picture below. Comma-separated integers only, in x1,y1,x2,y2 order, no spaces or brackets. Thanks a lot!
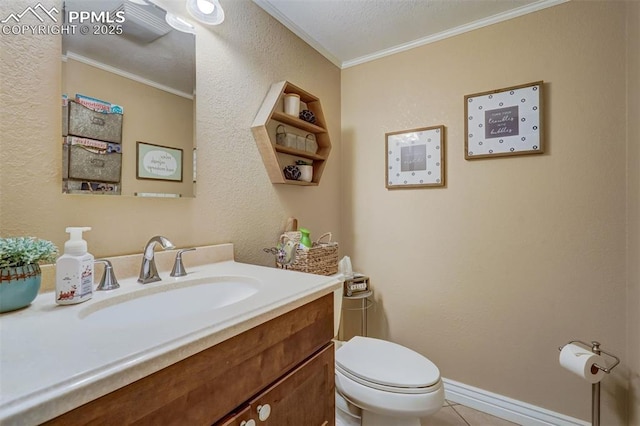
385,125,445,189
464,81,543,160
136,141,183,182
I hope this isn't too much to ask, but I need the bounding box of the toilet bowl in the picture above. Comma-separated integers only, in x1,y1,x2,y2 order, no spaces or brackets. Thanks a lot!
333,285,444,425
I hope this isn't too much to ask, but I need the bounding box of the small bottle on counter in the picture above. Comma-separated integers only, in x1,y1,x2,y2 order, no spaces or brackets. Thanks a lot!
55,227,94,305
299,228,312,249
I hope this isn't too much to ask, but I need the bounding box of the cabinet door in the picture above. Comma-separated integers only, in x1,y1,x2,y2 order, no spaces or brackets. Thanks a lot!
248,343,334,426
218,406,252,426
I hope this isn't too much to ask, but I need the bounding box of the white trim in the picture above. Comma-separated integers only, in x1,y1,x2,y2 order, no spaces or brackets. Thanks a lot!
251,0,342,68
443,378,589,426
342,0,569,68
255,0,569,69
62,52,194,100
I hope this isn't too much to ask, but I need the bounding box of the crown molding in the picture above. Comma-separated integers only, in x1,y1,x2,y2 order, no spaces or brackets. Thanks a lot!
255,0,570,69
62,52,194,100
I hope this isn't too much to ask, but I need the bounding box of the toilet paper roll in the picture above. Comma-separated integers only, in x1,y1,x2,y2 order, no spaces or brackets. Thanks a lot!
559,343,606,384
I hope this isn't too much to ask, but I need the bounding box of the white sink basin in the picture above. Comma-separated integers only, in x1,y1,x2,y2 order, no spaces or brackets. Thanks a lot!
79,276,261,326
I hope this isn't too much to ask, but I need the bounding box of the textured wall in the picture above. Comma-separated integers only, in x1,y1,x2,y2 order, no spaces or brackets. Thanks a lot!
341,1,628,422
627,1,640,423
0,0,341,266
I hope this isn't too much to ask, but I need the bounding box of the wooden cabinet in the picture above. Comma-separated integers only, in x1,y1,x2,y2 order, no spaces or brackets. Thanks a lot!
251,81,332,186
218,344,334,426
44,294,335,426
218,406,253,426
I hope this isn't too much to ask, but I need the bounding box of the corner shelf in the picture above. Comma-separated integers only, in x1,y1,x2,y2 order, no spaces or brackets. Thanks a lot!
251,81,332,185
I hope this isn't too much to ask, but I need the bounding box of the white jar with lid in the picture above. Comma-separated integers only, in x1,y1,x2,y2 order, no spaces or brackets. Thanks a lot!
283,93,301,116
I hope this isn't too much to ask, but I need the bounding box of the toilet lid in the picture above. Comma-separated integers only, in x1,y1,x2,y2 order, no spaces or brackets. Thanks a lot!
335,336,440,390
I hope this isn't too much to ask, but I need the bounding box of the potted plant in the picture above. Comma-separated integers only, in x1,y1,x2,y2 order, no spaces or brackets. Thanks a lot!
0,237,58,313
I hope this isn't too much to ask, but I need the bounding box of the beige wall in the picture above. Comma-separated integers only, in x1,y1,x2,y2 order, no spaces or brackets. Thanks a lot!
627,0,640,423
62,58,194,197
342,1,629,422
0,0,341,265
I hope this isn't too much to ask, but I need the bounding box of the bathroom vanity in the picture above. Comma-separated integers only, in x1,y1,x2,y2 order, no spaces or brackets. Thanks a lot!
0,244,340,425
45,294,334,425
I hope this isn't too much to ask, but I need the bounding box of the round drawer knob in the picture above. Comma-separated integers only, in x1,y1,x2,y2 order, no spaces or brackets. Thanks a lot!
257,404,271,421
240,420,256,426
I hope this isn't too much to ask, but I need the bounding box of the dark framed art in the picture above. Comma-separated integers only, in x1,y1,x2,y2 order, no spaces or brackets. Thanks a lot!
464,81,543,160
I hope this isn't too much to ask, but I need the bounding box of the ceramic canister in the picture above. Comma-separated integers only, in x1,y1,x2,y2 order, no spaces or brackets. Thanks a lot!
298,165,313,182
284,93,301,117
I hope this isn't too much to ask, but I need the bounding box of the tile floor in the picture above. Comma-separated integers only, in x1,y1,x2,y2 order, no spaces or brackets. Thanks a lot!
336,400,519,426
420,400,519,426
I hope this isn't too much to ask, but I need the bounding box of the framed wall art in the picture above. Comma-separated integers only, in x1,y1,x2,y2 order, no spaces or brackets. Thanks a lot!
464,81,543,160
136,141,183,182
385,125,445,189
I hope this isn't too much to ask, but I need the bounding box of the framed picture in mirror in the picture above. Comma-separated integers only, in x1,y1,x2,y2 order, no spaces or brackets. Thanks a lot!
136,141,183,182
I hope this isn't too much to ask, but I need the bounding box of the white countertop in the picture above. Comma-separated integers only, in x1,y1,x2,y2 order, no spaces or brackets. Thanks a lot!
0,251,340,425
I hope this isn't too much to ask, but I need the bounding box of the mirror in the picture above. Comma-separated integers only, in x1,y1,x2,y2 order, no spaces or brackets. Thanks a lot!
61,0,196,197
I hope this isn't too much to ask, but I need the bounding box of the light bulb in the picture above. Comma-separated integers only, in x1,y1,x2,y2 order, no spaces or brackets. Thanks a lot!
196,0,215,14
186,0,224,25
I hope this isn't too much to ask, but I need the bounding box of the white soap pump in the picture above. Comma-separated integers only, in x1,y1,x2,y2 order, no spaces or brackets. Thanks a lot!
55,227,94,305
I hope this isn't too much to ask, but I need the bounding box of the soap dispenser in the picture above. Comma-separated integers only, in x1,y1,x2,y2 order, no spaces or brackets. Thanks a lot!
55,227,94,305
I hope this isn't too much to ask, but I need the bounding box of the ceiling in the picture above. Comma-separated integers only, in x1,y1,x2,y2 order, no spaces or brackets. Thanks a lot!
253,0,567,68
62,0,195,96
60,0,567,90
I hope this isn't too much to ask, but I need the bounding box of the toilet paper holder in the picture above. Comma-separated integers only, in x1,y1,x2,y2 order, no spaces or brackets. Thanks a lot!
557,340,620,374
558,340,620,426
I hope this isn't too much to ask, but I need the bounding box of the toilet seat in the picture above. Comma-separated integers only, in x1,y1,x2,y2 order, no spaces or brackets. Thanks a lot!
335,370,444,418
336,364,440,394
335,336,441,394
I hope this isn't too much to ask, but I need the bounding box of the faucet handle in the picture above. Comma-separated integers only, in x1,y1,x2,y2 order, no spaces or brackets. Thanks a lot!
170,248,196,277
94,259,120,291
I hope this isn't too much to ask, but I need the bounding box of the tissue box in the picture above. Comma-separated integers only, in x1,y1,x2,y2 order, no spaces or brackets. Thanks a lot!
344,275,369,297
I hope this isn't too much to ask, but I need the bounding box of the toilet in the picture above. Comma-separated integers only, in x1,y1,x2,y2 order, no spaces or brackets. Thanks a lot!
333,287,444,426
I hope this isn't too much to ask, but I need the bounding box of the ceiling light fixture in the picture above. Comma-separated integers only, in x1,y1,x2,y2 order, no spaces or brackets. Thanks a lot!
115,2,172,43
165,12,196,34
186,0,224,25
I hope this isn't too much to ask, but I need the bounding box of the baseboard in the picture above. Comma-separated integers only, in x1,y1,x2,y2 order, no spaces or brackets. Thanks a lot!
443,378,589,426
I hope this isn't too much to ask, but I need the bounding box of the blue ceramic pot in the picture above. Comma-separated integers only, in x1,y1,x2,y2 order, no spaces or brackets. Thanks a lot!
0,264,41,313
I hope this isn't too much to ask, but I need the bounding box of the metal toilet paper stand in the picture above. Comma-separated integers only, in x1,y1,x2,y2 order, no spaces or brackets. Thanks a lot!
558,340,620,426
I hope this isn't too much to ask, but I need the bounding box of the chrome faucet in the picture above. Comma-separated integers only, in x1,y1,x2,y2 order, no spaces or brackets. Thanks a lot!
138,236,175,284
170,248,196,277
95,259,120,291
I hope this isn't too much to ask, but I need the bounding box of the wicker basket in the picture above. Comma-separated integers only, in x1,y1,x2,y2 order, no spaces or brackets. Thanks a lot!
276,232,339,276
